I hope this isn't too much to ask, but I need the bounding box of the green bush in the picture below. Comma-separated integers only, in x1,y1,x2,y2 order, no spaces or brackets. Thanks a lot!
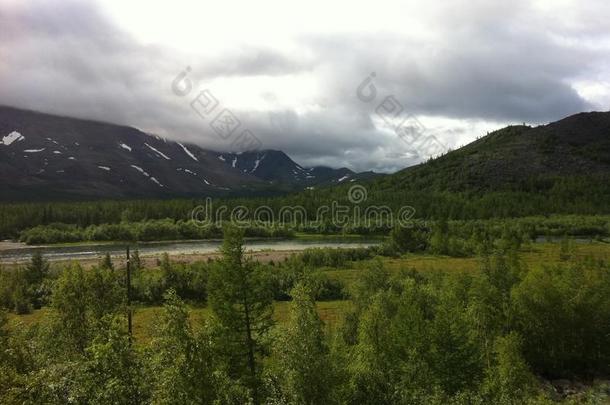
512,260,610,377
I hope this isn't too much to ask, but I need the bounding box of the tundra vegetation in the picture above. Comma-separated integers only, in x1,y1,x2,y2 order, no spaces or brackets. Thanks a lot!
1,223,609,404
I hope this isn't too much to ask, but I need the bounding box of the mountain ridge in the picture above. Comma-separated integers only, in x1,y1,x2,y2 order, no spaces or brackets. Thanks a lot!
0,106,381,201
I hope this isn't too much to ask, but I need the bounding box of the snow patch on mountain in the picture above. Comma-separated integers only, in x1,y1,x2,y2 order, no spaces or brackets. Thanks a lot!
178,168,197,176
131,165,150,177
337,175,350,182
144,143,171,160
23,148,45,153
53,151,62,154
119,143,132,152
2,131,25,146
150,177,164,187
132,165,163,187
232,157,237,168
98,166,111,171
178,142,198,162
218,155,225,162
251,153,266,173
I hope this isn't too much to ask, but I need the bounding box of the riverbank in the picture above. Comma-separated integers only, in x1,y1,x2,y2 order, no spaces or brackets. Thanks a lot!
0,237,382,265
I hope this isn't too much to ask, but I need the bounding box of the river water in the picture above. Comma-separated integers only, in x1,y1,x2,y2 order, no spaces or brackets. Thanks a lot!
0,238,382,263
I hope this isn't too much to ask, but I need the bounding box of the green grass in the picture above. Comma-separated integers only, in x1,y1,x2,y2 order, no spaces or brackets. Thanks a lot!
7,300,352,345
322,242,610,288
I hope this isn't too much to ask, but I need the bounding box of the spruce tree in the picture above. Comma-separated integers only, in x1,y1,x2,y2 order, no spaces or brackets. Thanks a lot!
24,252,51,309
24,252,49,285
100,253,114,271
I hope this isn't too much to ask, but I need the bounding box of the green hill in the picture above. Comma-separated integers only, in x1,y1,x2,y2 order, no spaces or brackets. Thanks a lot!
380,111,610,193
298,111,610,219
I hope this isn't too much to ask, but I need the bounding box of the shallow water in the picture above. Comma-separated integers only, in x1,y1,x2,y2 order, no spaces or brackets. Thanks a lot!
0,238,381,263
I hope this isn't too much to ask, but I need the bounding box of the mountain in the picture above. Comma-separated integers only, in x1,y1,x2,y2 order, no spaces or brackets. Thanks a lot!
0,106,380,200
376,111,610,193
216,150,379,187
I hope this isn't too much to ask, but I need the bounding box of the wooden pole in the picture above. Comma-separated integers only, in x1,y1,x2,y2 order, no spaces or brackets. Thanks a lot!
126,246,132,340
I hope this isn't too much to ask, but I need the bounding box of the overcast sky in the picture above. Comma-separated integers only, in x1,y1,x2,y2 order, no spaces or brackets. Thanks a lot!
1,0,609,172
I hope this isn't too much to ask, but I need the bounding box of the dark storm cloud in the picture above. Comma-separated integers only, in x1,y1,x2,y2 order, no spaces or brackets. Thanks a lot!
0,0,608,172
304,25,595,124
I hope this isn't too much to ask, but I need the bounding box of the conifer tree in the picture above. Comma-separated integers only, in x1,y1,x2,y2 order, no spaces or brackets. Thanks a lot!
208,225,274,405
100,252,114,271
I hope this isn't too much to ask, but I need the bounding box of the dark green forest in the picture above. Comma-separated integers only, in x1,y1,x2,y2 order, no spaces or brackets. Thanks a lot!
1,173,609,243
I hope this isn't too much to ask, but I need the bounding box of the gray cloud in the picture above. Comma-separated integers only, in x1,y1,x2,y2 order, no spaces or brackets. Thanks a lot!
1,0,609,173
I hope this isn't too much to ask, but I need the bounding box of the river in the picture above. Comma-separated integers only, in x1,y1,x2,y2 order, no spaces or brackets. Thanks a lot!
0,238,382,263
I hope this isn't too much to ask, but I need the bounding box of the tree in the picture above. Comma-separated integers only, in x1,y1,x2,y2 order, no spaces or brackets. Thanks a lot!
0,310,23,403
131,249,142,272
208,225,274,404
429,217,449,255
350,291,401,404
342,259,390,344
427,276,484,395
51,264,92,353
150,290,218,404
269,283,336,404
24,252,49,285
10,276,31,315
100,252,114,270
160,252,180,291
51,263,124,354
83,315,148,404
0,267,32,314
389,225,428,254
512,261,610,377
23,252,51,309
87,266,125,320
482,333,535,404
